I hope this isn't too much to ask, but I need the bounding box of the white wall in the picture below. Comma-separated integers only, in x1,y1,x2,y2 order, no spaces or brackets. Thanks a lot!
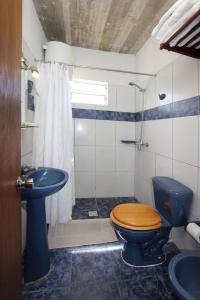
135,37,200,251
136,37,179,85
45,44,136,85
22,0,47,60
21,0,47,166
46,41,73,64
72,46,136,86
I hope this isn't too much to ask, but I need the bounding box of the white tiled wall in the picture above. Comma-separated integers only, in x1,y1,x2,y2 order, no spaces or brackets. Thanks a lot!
74,84,135,198
135,56,200,250
173,56,198,102
155,63,173,107
144,77,156,110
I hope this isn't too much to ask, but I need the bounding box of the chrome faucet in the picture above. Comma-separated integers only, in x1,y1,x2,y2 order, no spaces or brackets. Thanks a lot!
21,164,38,175
136,139,149,151
17,176,34,188
17,165,37,189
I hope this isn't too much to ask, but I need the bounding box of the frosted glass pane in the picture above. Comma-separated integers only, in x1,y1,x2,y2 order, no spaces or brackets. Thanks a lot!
71,79,108,105
72,93,106,105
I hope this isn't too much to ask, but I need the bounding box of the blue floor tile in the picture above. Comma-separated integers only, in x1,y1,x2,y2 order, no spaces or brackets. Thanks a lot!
96,198,118,218
110,248,157,282
72,206,91,219
69,281,121,300
157,277,177,300
24,288,70,300
23,238,177,300
24,248,72,292
75,198,98,210
23,291,45,300
155,242,180,276
115,197,137,204
43,288,70,300
71,248,116,284
118,275,158,300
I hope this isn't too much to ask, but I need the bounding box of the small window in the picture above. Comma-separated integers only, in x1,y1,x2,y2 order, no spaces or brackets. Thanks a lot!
71,79,108,106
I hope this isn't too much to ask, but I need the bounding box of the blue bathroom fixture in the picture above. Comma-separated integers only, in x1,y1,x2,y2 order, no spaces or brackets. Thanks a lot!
110,177,193,267
20,167,68,283
169,252,200,300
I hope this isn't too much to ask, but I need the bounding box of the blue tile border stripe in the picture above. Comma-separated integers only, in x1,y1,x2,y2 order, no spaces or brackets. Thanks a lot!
72,96,200,122
72,108,135,122
172,96,199,118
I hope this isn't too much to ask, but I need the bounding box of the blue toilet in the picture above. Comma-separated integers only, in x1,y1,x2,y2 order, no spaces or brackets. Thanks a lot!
110,177,193,267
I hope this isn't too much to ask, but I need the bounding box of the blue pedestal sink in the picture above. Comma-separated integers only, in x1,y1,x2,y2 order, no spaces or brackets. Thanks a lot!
20,167,68,283
168,252,200,300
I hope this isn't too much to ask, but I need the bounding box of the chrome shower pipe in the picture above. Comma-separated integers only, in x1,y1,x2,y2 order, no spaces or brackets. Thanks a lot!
129,82,146,93
129,82,148,151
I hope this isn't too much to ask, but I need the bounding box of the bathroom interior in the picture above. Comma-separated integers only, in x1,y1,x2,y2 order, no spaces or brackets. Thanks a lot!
1,0,200,299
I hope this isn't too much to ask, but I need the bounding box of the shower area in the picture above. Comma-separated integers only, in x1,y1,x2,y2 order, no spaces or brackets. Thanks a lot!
72,80,149,220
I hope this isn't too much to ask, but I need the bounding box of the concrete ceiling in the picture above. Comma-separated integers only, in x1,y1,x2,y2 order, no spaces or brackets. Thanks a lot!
33,0,176,54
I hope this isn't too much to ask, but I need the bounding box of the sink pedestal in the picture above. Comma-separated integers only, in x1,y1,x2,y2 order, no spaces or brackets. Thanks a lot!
20,167,68,283
24,197,50,283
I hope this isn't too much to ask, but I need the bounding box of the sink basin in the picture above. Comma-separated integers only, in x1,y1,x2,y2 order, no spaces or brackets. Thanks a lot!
20,167,69,283
20,167,68,199
168,252,200,300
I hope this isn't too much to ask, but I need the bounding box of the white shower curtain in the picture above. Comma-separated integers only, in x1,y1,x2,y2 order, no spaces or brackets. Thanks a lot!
32,62,75,226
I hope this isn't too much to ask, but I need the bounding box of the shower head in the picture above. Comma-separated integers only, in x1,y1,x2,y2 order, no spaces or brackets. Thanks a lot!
129,82,146,93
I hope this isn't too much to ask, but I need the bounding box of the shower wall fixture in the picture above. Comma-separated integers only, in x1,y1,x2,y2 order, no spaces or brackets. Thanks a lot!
129,81,149,151
21,56,39,79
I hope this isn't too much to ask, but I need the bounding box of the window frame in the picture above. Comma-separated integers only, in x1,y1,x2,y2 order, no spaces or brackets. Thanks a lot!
71,79,108,106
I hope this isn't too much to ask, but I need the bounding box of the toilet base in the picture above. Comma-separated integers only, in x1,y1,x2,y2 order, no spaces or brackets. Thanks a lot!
121,241,166,267
121,251,166,268
115,224,171,267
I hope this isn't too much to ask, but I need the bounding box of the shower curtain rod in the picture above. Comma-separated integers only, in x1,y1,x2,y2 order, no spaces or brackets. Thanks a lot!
34,59,156,77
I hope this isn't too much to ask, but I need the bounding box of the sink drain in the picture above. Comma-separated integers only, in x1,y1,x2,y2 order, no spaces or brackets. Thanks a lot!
88,210,98,218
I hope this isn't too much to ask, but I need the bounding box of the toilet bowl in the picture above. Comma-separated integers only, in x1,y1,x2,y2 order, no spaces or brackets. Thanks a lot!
110,177,193,267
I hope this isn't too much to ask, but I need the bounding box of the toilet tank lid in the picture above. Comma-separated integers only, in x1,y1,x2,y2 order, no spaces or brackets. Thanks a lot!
152,176,193,195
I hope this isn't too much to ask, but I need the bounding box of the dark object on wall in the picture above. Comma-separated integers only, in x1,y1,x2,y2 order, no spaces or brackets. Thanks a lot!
159,93,166,100
28,94,35,111
28,79,33,93
121,140,137,144
27,80,35,111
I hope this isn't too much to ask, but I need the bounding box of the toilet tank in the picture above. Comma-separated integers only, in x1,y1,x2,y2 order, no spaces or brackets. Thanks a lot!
152,177,193,227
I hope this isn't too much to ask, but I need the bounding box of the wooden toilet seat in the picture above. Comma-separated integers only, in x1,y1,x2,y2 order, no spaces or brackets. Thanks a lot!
110,203,162,230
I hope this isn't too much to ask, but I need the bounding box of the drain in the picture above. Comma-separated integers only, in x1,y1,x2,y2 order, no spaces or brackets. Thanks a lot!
88,210,98,218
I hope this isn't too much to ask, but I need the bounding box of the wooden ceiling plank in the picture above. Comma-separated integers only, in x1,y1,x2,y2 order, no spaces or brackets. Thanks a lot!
86,0,112,50
33,0,66,42
73,0,95,48
110,0,149,52
99,0,135,52
61,0,72,45
33,0,180,54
